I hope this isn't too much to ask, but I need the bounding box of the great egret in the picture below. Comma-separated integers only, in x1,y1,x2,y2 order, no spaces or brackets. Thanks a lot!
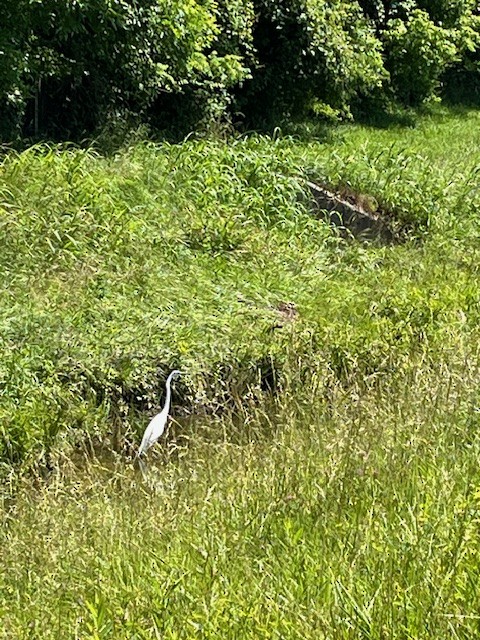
137,369,182,458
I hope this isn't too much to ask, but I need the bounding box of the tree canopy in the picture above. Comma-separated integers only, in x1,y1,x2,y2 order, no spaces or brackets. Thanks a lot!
0,0,478,139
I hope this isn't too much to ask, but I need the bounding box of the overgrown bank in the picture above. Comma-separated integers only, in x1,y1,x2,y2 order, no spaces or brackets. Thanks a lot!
1,106,480,469
2,343,480,638
2,102,480,639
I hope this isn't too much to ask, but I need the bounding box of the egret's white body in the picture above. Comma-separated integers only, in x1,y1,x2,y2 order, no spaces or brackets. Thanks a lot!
138,370,181,458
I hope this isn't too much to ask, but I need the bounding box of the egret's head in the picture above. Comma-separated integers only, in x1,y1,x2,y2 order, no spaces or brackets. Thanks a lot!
169,369,183,380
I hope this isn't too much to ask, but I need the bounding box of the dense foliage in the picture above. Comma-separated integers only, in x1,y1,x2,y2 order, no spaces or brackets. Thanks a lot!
0,0,254,138
1,107,480,467
242,0,386,123
2,110,480,638
0,0,478,139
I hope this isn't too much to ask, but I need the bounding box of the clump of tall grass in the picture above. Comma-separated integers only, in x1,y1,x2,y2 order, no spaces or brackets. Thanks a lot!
2,350,480,639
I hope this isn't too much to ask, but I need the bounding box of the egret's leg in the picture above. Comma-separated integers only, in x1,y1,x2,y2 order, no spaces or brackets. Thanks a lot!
137,455,148,481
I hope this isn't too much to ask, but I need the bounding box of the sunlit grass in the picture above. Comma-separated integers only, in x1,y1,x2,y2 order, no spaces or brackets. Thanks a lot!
2,354,480,638
1,105,480,636
1,107,480,464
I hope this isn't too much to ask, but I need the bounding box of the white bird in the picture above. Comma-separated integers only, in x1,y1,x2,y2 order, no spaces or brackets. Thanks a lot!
138,369,182,458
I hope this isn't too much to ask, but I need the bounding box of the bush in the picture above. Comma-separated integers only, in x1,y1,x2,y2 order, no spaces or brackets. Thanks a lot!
150,0,256,135
242,0,386,124
416,0,475,29
0,1,29,139
384,9,459,105
0,0,256,140
442,11,480,103
358,0,479,107
1,0,479,139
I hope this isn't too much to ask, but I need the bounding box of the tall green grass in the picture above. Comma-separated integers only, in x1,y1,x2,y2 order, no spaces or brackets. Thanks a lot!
2,354,480,638
1,107,480,466
2,105,480,637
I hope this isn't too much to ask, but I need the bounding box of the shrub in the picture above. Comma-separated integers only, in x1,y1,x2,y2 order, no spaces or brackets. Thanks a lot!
242,0,386,124
150,0,256,134
416,0,476,29
0,1,29,139
1,0,479,140
384,9,459,105
441,11,480,102
0,0,256,140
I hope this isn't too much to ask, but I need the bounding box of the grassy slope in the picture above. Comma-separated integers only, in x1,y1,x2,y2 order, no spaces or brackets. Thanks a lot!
1,106,480,637
1,107,480,465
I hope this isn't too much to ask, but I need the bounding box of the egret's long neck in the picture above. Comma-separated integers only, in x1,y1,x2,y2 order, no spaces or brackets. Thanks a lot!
163,376,173,412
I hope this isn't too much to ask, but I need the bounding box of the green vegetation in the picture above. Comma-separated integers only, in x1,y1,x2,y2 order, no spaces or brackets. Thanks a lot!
1,0,479,138
3,365,480,639
1,105,480,636
1,106,479,468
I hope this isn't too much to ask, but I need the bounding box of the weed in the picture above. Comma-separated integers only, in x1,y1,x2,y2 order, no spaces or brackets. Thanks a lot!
1,106,480,636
